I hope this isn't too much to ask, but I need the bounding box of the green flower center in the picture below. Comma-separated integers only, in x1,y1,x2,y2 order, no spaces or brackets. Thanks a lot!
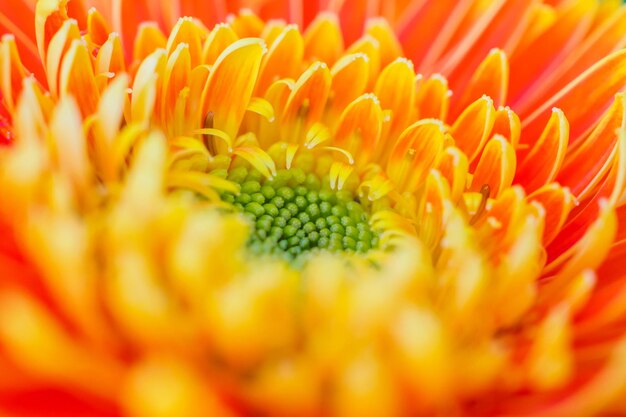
221,166,379,259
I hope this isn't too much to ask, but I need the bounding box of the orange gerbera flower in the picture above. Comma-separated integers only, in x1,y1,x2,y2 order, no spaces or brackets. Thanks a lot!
2,0,626,416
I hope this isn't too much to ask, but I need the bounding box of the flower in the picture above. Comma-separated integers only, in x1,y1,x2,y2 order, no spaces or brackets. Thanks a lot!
2,0,626,416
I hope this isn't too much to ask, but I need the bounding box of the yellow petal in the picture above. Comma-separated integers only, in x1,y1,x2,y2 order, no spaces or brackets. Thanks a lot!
281,61,331,143
387,119,446,192
45,18,80,98
471,135,516,198
334,94,383,166
330,53,370,116
364,17,403,67
449,95,496,162
452,49,508,118
202,23,238,65
415,74,450,121
133,22,167,63
96,32,125,75
303,12,344,66
0,35,27,115
59,39,99,116
200,38,265,145
166,17,207,68
374,57,417,139
257,24,304,95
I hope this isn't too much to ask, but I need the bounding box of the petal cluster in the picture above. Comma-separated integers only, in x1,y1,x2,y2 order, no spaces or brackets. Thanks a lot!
1,1,626,416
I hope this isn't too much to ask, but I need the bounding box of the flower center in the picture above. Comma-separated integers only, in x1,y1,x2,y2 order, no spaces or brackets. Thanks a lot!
221,166,379,259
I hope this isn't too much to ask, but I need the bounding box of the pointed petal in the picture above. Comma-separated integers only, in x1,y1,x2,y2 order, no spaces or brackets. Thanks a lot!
509,0,597,110
471,135,516,198
330,53,370,115
558,93,626,200
492,106,521,149
387,119,445,192
202,23,238,65
256,24,304,95
166,17,208,68
281,61,331,143
521,49,626,146
415,74,450,121
45,18,80,99
228,9,265,38
437,146,469,203
132,22,167,63
0,35,28,115
374,57,417,139
200,38,265,143
131,49,166,125
86,7,111,46
364,17,403,67
95,32,125,75
303,12,344,66
452,49,508,118
334,94,383,166
59,39,99,116
35,0,69,63
344,35,381,89
449,95,496,162
515,108,569,193
528,183,575,245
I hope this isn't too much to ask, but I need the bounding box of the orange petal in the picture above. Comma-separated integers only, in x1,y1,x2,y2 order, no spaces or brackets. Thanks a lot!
525,7,626,117
471,135,516,198
0,35,28,115
364,17,403,68
492,106,521,149
333,94,383,166
257,79,292,148
0,0,40,78
528,183,575,245
227,9,265,38
374,57,417,140
415,74,450,121
344,35,381,89
45,18,80,99
303,12,344,66
35,0,69,63
161,43,191,131
387,119,446,193
86,6,111,46
95,32,125,75
508,0,597,111
437,146,469,203
451,49,508,119
132,22,167,64
439,0,534,90
59,39,99,116
166,17,207,68
200,38,266,144
449,95,496,163
329,53,370,116
256,24,304,95
202,23,238,66
396,0,458,65
178,0,227,30
131,49,166,125
558,93,626,200
280,61,331,143
521,49,626,146
515,108,569,193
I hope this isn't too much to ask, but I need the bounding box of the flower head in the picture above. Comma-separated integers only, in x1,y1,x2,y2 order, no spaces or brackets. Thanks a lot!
2,0,626,416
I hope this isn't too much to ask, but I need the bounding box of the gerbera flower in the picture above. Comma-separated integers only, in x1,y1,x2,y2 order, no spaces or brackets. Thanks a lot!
2,0,626,415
